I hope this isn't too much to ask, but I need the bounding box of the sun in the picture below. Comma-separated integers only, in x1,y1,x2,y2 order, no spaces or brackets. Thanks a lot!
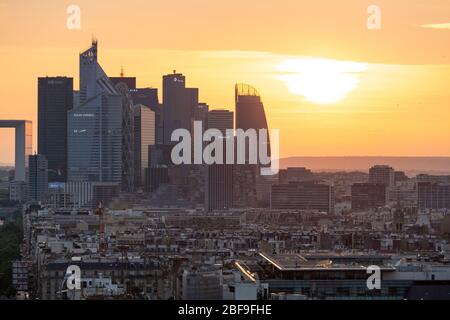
277,58,368,104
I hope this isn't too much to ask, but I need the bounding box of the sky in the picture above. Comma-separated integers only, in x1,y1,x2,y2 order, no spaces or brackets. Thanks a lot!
0,0,449,164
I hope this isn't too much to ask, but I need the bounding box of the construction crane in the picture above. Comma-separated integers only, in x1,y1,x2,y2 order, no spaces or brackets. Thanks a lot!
95,202,107,255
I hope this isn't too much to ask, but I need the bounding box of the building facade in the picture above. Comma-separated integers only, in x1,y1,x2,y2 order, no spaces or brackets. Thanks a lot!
271,182,335,213
28,154,48,203
38,77,73,182
68,41,131,190
134,105,156,188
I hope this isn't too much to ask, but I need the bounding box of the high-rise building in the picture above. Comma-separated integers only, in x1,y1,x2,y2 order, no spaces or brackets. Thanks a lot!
206,110,234,212
417,182,450,210
271,182,335,213
233,164,258,208
68,40,132,191
38,77,73,182
162,72,199,145
109,76,137,90
207,109,233,133
235,83,270,161
28,154,48,203
131,88,162,144
235,84,271,207
351,183,386,210
369,165,395,187
134,105,156,188
279,167,314,184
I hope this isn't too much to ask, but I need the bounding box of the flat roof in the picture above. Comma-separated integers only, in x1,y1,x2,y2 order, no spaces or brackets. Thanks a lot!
259,252,396,272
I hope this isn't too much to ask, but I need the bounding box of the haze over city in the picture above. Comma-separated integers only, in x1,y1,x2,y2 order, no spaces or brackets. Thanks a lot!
1,0,449,163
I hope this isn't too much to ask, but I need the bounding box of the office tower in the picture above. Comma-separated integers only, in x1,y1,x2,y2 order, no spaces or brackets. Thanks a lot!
369,165,395,187
351,183,386,210
132,88,162,144
235,84,271,207
233,164,258,208
194,103,209,131
68,40,133,191
162,72,199,145
235,83,271,159
134,104,156,188
207,109,233,133
279,167,314,184
38,77,73,182
417,182,450,210
271,181,335,213
115,81,135,192
144,167,169,193
109,76,137,90
394,171,409,183
206,110,234,212
28,154,48,203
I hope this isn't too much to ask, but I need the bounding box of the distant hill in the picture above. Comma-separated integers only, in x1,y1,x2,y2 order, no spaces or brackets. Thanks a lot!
280,157,450,176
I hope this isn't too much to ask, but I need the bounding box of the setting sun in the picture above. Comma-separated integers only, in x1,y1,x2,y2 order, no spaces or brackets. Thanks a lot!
276,58,368,104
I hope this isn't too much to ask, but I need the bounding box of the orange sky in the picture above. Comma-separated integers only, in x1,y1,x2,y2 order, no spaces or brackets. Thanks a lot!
0,0,449,164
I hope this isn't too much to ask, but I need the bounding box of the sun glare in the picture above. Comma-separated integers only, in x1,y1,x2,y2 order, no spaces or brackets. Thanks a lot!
277,58,368,104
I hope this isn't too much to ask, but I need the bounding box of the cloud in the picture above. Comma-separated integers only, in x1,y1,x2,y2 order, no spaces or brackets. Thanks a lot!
419,23,450,30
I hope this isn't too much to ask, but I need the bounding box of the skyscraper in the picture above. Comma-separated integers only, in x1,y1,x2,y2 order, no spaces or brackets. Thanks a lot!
369,165,395,187
235,83,270,151
162,72,199,145
134,104,156,188
234,84,271,207
68,40,132,190
132,88,162,145
206,110,234,212
28,154,48,203
38,77,73,182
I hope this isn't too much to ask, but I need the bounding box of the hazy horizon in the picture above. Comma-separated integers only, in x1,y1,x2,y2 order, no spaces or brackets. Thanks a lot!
1,0,449,163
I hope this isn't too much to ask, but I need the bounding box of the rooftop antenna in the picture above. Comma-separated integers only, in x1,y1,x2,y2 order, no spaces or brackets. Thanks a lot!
120,66,124,77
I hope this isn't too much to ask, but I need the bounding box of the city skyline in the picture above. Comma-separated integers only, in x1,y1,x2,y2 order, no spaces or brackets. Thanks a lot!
0,0,449,162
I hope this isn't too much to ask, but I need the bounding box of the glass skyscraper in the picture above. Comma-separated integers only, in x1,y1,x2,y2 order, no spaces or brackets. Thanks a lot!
68,40,132,189
162,72,199,145
38,77,73,182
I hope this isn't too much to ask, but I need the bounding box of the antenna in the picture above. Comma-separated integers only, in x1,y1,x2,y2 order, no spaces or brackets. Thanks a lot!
120,66,124,77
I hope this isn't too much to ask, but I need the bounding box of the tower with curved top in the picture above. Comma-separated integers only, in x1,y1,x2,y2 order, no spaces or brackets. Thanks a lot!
235,83,269,133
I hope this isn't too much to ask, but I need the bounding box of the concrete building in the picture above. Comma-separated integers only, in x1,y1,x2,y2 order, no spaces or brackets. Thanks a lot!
271,182,335,213
369,165,395,187
206,110,234,212
351,183,386,210
279,167,314,184
9,181,28,202
0,120,33,182
418,182,450,210
28,154,48,203
182,268,223,300
162,72,199,145
134,105,156,188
